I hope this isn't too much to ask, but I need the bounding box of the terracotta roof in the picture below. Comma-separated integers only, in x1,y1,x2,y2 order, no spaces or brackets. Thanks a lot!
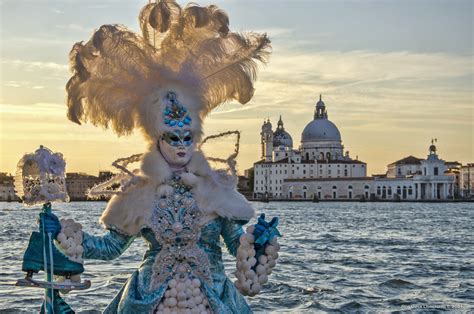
388,155,423,166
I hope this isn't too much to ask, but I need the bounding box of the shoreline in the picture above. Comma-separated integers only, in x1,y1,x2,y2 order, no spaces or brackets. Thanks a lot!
2,199,473,203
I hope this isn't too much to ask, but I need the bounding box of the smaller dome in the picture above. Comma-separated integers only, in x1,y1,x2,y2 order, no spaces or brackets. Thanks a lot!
273,116,293,148
273,128,293,148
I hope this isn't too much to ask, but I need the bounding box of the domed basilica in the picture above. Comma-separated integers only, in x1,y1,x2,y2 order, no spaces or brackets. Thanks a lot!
254,95,368,199
252,95,456,201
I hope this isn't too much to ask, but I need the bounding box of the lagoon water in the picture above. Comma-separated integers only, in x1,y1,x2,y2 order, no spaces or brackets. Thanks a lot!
1,201,473,313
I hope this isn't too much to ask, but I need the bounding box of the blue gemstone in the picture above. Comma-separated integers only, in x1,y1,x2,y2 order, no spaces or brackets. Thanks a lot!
178,121,184,127
170,120,177,126
188,117,192,121
164,118,170,124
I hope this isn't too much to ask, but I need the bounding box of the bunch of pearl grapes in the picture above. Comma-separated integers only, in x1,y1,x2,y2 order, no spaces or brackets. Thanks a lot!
156,274,210,314
56,218,84,264
54,218,84,291
234,225,280,296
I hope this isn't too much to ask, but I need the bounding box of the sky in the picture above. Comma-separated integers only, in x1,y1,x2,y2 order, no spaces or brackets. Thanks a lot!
0,0,473,176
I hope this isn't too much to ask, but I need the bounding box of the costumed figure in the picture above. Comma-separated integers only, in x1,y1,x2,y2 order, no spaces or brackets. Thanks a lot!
40,0,282,313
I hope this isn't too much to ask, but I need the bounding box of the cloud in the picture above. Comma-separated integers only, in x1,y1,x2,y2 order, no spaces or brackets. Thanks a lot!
1,59,68,72
55,23,91,32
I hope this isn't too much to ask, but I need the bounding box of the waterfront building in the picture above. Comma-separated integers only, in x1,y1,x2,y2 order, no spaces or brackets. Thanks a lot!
252,95,459,201
253,95,368,200
459,163,474,198
373,142,455,200
0,173,19,202
66,171,114,201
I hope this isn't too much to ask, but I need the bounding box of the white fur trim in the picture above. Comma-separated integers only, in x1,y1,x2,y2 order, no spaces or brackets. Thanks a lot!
180,172,198,186
100,148,254,235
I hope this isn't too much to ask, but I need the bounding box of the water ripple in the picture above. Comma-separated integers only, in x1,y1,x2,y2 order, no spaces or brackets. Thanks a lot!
1,201,473,313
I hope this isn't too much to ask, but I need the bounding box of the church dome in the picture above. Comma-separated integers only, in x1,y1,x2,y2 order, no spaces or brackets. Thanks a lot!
301,119,341,142
273,116,293,148
273,129,293,148
301,95,341,142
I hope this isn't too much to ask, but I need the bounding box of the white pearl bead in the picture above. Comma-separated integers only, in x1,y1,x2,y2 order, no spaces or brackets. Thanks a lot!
247,248,256,257
258,255,268,265
169,288,177,297
244,233,255,243
248,257,257,267
57,233,66,243
258,274,268,284
237,249,248,260
191,278,201,288
177,291,186,301
265,245,275,255
169,279,177,288
192,288,201,297
74,245,83,255
246,225,255,234
256,265,266,275
167,297,177,307
193,295,203,305
244,270,256,279
268,259,276,268
178,300,188,308
251,282,262,294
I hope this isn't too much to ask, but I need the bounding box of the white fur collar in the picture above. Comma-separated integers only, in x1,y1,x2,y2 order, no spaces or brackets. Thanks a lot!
100,147,254,235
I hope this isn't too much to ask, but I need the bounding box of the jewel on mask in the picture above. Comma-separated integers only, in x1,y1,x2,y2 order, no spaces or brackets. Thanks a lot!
163,92,192,128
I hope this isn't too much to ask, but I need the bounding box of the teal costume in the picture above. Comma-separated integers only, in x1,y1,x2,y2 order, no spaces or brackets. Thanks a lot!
82,174,252,313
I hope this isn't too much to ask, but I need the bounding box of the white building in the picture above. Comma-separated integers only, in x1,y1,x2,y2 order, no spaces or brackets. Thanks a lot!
252,95,459,201
373,142,455,200
254,95,368,199
0,173,19,202
459,163,474,198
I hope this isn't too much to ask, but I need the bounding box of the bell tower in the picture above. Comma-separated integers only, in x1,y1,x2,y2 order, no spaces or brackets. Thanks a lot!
260,119,273,161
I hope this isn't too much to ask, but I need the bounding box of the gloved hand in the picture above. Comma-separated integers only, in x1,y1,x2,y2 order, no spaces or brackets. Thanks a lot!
38,202,61,238
252,213,281,260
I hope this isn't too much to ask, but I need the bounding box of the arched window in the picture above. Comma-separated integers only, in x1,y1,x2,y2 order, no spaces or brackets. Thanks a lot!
326,152,331,160
397,186,401,195
348,185,353,189
377,186,381,195
388,187,392,195
364,185,370,190
303,186,307,190
332,186,337,189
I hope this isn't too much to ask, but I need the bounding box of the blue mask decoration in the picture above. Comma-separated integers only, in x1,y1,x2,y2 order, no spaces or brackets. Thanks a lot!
163,92,192,128
161,130,193,147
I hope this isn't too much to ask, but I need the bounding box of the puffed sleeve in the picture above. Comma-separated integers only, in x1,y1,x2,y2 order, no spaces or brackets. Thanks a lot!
82,229,135,260
221,218,246,257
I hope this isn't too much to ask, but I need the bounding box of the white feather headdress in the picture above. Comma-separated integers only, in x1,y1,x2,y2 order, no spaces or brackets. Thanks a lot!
66,0,271,142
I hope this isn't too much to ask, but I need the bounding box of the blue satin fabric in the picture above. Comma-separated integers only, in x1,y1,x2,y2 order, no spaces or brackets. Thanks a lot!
82,217,252,313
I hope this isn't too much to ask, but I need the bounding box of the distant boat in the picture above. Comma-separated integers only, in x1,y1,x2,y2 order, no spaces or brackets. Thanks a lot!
312,195,319,203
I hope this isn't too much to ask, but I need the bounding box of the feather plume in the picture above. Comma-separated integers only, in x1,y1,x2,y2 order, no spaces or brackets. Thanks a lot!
66,0,271,140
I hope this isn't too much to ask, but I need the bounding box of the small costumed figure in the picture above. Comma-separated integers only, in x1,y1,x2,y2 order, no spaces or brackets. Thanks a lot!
41,1,282,313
